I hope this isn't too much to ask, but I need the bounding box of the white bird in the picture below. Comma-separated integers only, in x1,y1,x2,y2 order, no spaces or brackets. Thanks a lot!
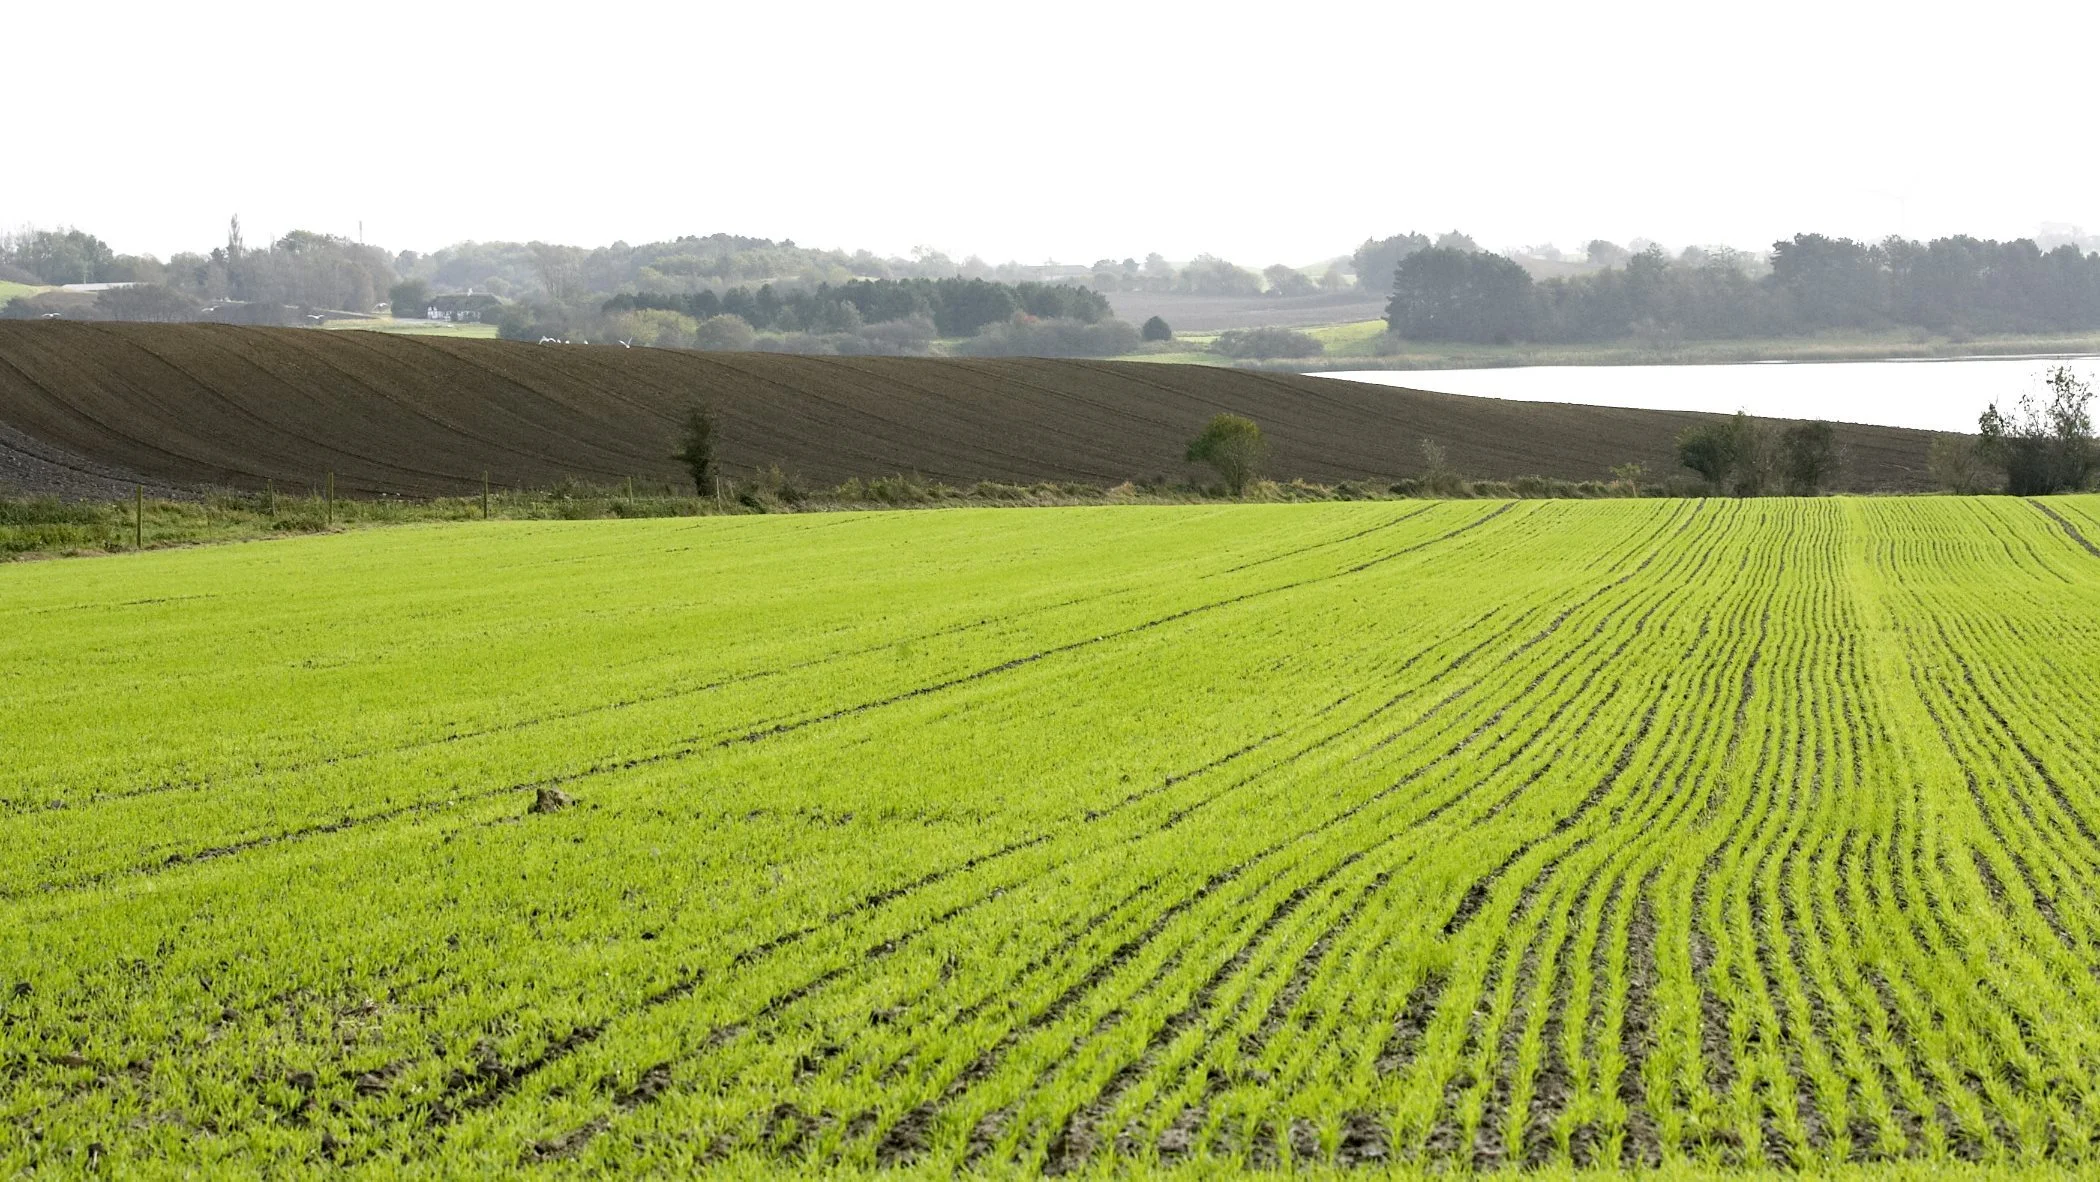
40,312,61,319
539,336,556,344
307,314,324,322
619,338,633,348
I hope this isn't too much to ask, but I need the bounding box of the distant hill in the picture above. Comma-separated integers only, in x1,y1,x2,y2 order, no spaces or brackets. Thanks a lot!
0,323,1939,499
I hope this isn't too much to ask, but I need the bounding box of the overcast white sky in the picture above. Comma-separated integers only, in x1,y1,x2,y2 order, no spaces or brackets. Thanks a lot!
14,1,2100,265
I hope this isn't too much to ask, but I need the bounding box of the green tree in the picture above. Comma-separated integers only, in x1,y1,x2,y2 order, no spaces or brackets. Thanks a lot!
389,279,430,319
1978,365,2096,495
1349,232,1431,298
1779,421,1839,494
1140,315,1172,342
1728,414,1777,496
16,228,116,285
1262,264,1317,297
691,314,757,351
672,404,718,494
1676,420,1739,490
1385,248,1535,343
1678,412,1781,495
1177,254,1263,297
1186,413,1268,496
1585,239,1632,268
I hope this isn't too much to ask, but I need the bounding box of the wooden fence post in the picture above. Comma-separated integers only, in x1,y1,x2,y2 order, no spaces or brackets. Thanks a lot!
326,472,334,526
134,485,142,550
483,471,491,520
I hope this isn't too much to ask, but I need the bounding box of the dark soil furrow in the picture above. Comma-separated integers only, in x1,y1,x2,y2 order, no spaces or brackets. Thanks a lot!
2015,497,2100,558
1442,705,1656,936
1618,885,1664,1168
1039,845,1384,1175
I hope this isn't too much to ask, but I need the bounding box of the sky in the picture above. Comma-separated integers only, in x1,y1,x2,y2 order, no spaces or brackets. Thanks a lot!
15,0,2100,266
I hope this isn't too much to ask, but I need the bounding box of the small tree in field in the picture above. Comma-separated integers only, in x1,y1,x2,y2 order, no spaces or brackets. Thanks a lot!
673,403,718,494
1727,413,1776,496
1140,315,1172,342
1929,434,1990,493
1609,461,1645,495
1186,413,1268,496
1779,420,1839,494
1418,437,1464,496
1675,421,1737,491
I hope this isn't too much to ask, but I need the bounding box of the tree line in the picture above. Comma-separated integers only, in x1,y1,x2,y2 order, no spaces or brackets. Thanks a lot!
1,220,396,325
1384,233,2100,344
600,278,1111,338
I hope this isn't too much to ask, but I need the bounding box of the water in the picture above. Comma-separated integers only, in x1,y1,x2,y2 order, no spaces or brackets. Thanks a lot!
1315,355,2100,434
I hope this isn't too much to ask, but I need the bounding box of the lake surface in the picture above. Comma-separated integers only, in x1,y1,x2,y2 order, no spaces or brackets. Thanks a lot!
1316,355,2100,433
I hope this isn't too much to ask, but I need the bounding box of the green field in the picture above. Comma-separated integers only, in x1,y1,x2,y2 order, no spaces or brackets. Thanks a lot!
321,317,500,339
7,498,2100,1174
0,282,52,305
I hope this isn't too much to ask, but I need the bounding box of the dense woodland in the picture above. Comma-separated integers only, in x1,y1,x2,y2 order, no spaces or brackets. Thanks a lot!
1379,233,2100,344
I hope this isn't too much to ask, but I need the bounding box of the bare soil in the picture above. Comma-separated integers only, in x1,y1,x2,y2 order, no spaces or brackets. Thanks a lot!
0,323,1944,498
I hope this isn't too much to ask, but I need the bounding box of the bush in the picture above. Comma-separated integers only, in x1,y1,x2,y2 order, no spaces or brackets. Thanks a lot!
1186,414,1269,496
94,285,201,323
1978,365,2095,495
0,497,107,526
1140,315,1172,342
691,314,757,351
1416,439,1466,496
753,464,806,505
496,301,573,342
1210,326,1324,359
855,315,937,356
672,404,717,494
866,475,936,504
1929,434,1990,493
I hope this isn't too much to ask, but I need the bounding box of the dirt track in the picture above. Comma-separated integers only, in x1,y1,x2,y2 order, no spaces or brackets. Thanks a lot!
0,323,1939,497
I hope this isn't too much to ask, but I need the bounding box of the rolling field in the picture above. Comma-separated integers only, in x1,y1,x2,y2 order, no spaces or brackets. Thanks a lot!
0,322,1946,498
8,496,2100,1174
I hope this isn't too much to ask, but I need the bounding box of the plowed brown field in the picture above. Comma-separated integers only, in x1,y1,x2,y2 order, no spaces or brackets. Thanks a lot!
0,322,1938,496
